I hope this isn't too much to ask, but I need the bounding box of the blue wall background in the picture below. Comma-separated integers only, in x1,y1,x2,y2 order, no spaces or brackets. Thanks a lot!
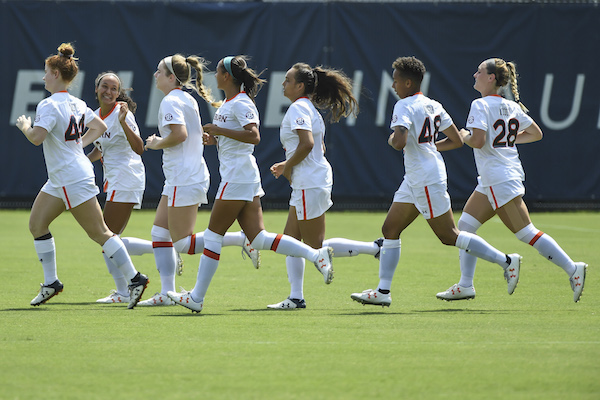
1,1,599,208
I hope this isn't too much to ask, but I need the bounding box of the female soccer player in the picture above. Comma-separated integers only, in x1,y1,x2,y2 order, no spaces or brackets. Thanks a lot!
16,43,148,309
267,62,380,309
351,56,521,307
167,55,334,313
436,58,587,303
142,54,258,307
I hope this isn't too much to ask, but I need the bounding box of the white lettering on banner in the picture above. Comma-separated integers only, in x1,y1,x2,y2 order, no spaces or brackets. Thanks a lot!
540,74,585,131
346,70,363,127
264,71,290,128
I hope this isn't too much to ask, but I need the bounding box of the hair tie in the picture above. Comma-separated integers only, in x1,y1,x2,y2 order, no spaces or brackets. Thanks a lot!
59,51,72,59
223,56,235,78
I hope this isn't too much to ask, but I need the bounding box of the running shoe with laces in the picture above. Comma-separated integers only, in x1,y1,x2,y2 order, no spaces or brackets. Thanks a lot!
127,272,149,309
30,279,64,306
167,290,203,313
570,262,588,303
267,297,306,309
176,252,184,276
137,292,175,306
505,254,521,295
314,247,334,284
242,235,261,269
436,284,476,301
96,290,130,304
350,288,391,307
374,238,384,260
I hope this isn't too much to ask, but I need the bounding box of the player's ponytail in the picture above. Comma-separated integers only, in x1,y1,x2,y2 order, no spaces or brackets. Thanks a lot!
222,55,266,103
46,43,79,84
487,58,528,113
506,62,528,113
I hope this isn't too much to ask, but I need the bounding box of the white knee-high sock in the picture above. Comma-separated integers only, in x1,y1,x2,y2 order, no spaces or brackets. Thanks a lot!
287,256,305,300
34,235,57,285
455,232,509,268
151,225,176,294
515,224,576,275
457,213,482,288
191,229,223,302
323,238,379,257
121,237,153,256
102,236,138,282
377,239,401,291
222,231,245,247
174,233,204,255
102,252,129,296
251,230,319,262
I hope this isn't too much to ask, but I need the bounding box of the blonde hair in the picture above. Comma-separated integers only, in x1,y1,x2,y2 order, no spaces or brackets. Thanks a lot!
45,43,79,84
485,58,528,113
165,54,218,107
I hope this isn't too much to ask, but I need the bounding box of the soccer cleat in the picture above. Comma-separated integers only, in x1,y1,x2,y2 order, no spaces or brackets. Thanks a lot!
350,289,391,307
314,246,334,284
267,297,306,309
374,237,384,260
167,290,203,313
96,290,130,304
242,234,261,269
127,272,149,309
505,254,521,295
570,262,587,303
30,280,64,306
176,252,184,276
436,284,476,301
136,292,175,306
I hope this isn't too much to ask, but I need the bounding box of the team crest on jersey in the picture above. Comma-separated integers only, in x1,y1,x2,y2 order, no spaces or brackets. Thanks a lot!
246,112,255,119
391,115,398,123
165,113,173,121
424,105,434,114
468,116,475,124
35,115,40,123
295,117,305,125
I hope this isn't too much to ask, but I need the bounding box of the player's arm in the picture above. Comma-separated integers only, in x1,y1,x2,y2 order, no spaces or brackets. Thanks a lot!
515,121,543,144
203,123,260,145
16,116,47,146
461,127,486,149
145,124,187,150
435,123,463,152
81,115,108,148
87,147,102,163
388,126,407,151
119,104,144,155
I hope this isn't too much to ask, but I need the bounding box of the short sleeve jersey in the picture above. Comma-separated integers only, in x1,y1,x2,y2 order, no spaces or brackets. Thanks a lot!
390,93,454,187
158,89,209,186
33,91,96,186
466,95,533,186
279,97,332,189
212,92,261,184
93,103,145,193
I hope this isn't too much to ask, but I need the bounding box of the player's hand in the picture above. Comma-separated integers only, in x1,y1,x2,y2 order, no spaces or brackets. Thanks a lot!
203,132,216,146
203,123,218,135
16,115,32,133
145,134,161,150
459,128,471,140
118,102,129,123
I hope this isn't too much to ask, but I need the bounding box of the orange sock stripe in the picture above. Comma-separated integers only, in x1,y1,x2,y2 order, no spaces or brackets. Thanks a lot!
153,241,173,248
270,234,283,251
188,234,196,255
203,248,220,260
529,231,544,246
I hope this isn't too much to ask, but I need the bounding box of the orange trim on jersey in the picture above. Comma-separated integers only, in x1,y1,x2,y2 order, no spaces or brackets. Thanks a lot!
109,191,116,202
529,231,544,246
490,186,499,209
487,94,502,98
301,190,307,221
219,182,229,200
56,91,68,93
103,181,109,193
188,234,196,255
424,186,434,218
153,241,173,248
203,248,220,260
99,103,118,120
62,186,72,209
225,91,246,102
171,187,177,207
270,234,283,251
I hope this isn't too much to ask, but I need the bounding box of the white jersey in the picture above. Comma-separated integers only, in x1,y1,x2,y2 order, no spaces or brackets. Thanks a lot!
280,97,332,190
33,91,96,186
213,92,261,184
158,89,209,186
390,93,453,187
93,103,145,193
466,95,533,186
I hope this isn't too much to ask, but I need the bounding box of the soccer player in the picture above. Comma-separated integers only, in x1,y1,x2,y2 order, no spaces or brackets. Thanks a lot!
436,58,587,303
167,55,334,313
351,56,521,307
16,43,148,309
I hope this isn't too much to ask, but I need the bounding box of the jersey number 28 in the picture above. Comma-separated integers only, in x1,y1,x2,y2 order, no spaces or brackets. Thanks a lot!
492,118,519,148
64,115,85,142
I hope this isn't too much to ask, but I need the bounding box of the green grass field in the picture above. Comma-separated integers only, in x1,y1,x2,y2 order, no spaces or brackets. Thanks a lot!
0,209,598,399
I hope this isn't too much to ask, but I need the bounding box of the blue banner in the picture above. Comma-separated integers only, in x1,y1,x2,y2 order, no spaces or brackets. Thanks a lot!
1,1,599,208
